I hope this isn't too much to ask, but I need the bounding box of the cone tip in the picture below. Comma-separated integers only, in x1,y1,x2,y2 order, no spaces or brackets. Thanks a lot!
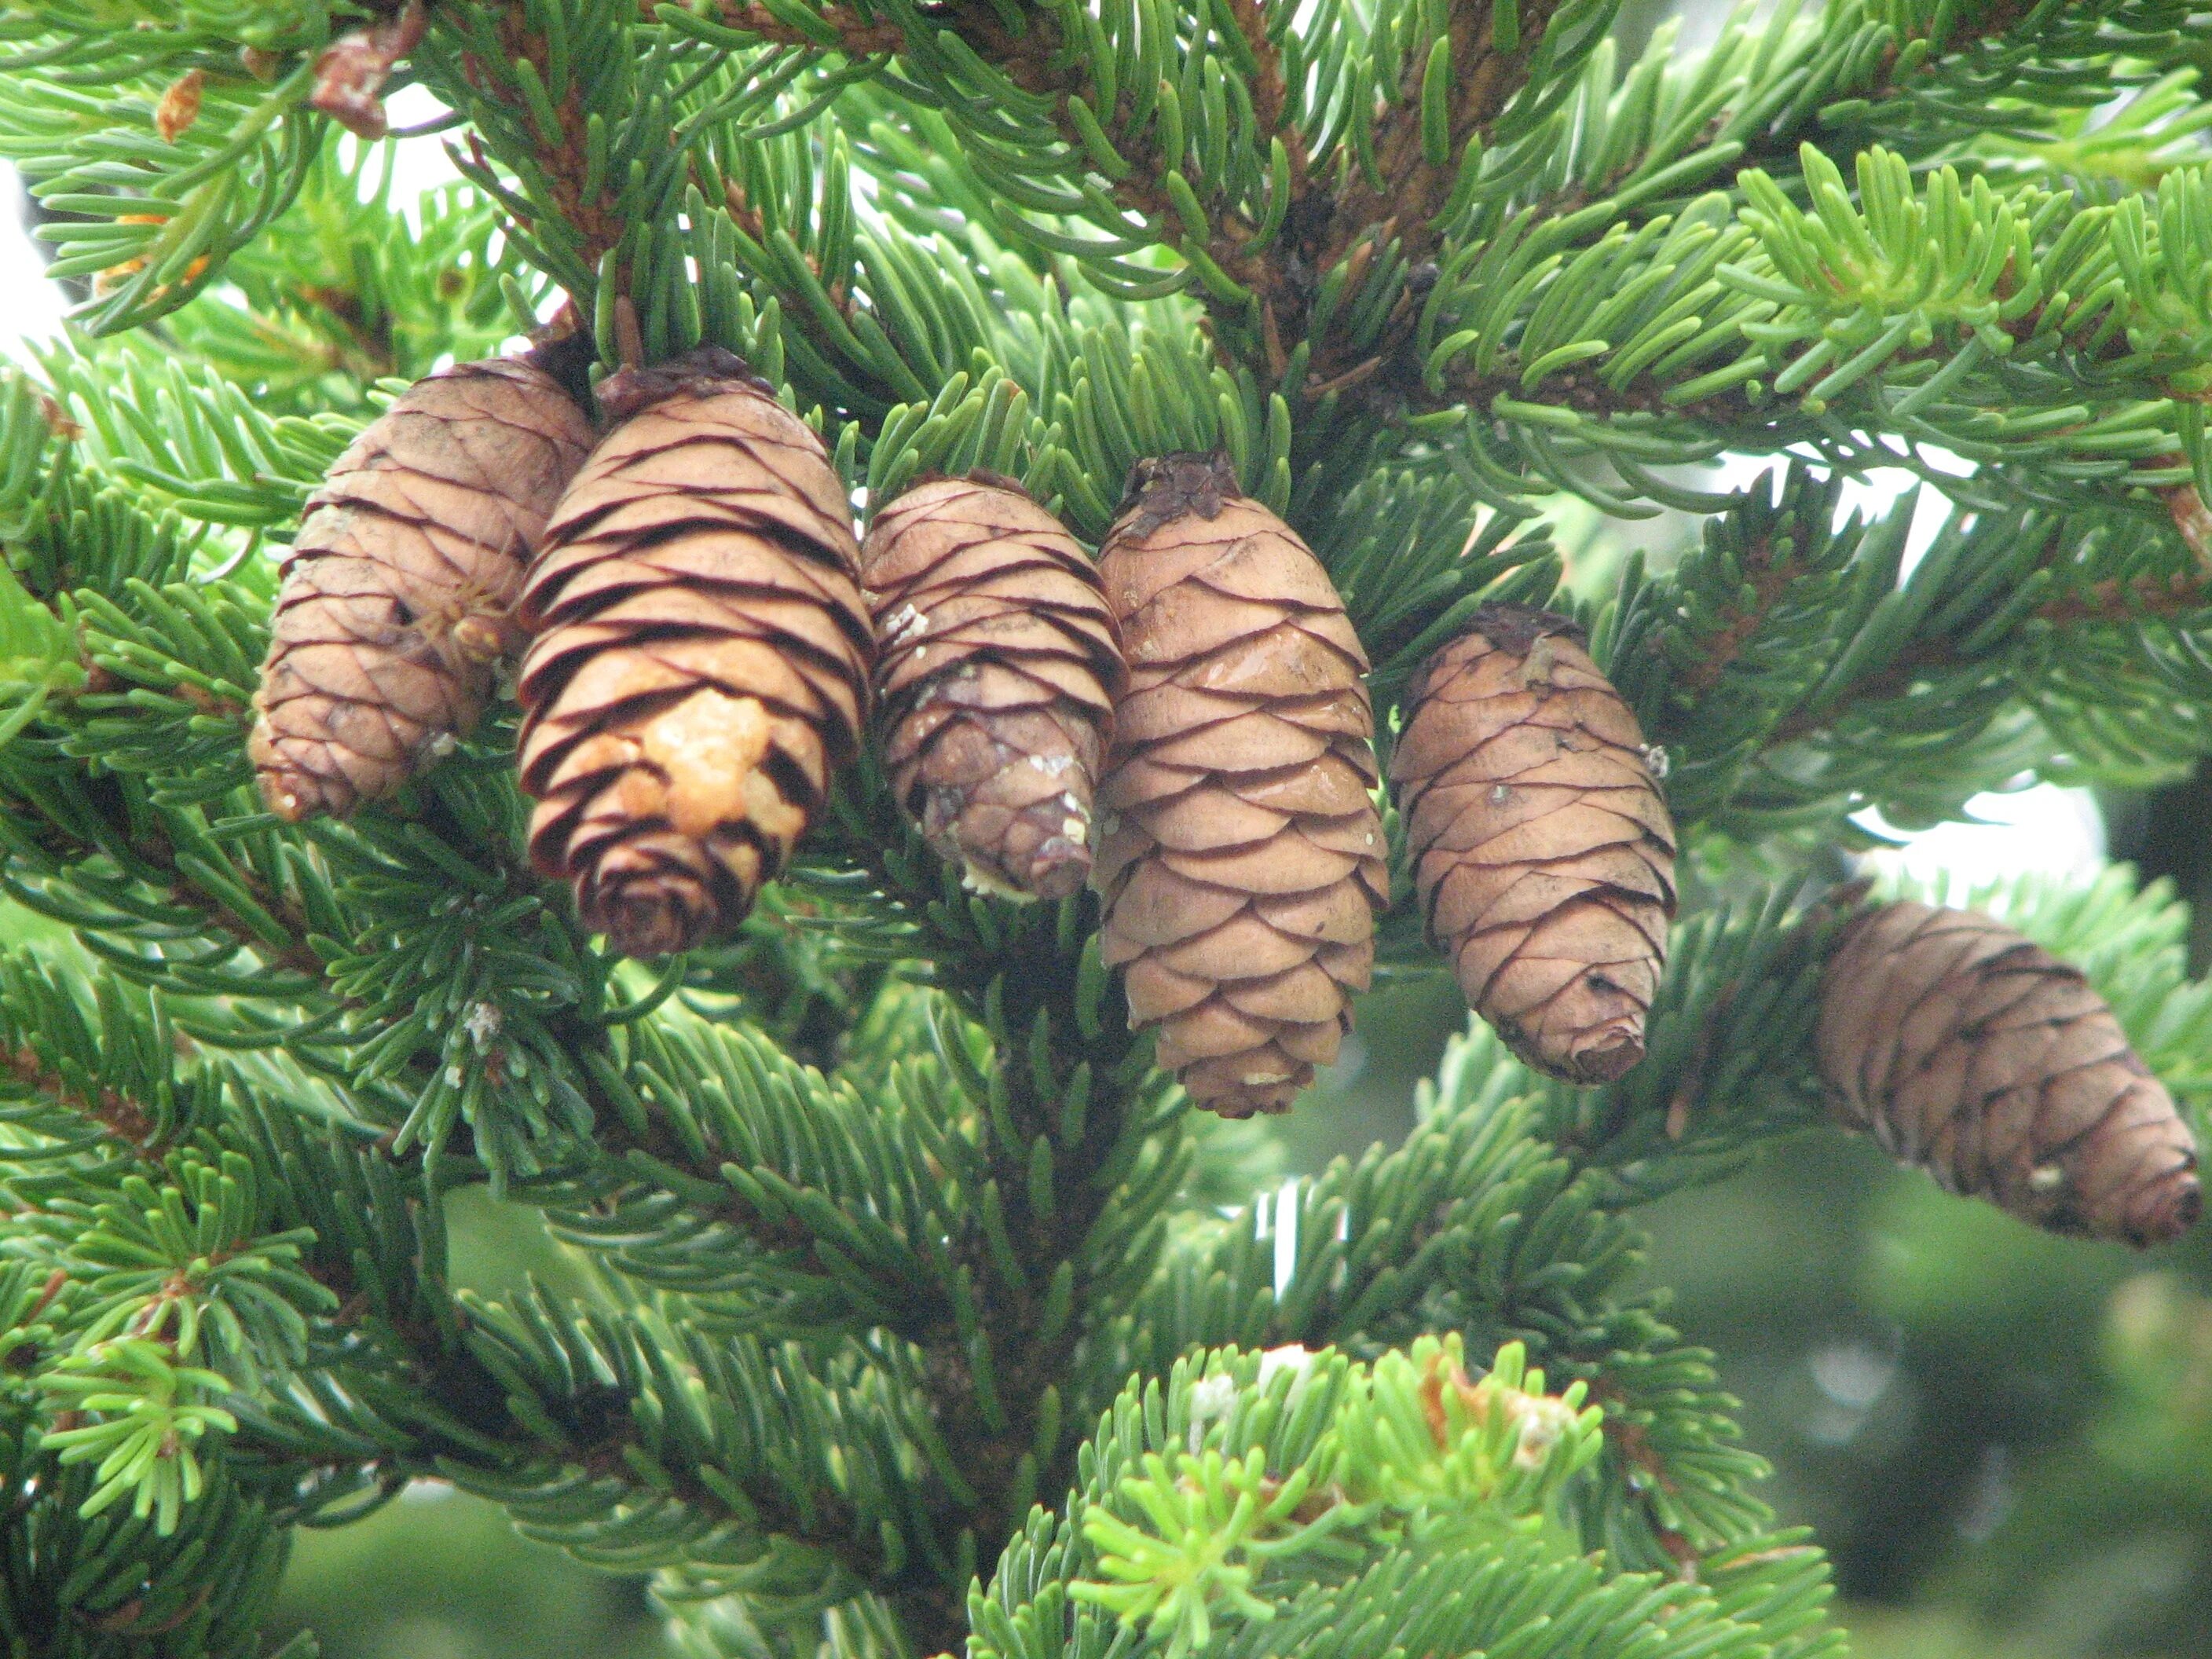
1024,845,1093,903
251,745,339,825
2123,1163,2203,1248
1566,1029,1646,1086
597,346,769,424
588,873,727,960
1466,600,1587,655
1114,452,1240,534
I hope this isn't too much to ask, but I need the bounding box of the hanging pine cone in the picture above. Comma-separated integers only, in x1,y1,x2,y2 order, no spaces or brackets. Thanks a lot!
249,356,596,822
515,347,870,959
1093,454,1386,1118
1390,605,1675,1085
1816,900,2201,1247
861,474,1125,901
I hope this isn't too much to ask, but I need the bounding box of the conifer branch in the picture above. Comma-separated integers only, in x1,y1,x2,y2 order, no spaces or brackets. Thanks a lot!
1298,0,1573,385
3,1043,160,1152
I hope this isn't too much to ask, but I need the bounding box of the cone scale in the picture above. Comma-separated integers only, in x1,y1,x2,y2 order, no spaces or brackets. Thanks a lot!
249,356,596,822
1093,454,1387,1118
1390,604,1676,1084
861,474,1126,901
515,348,870,959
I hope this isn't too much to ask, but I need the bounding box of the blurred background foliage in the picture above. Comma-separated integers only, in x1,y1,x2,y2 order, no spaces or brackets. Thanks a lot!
5,0,2207,1648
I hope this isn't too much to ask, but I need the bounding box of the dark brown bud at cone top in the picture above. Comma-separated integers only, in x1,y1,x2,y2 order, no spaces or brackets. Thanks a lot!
862,474,1126,900
249,355,596,822
1817,899,2201,1247
1093,454,1387,1118
1390,604,1676,1084
515,348,870,959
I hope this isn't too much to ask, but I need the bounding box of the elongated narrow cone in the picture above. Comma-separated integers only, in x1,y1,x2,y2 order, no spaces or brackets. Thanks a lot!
1093,453,1386,1117
1817,900,2201,1246
862,475,1126,899
249,356,596,822
515,348,870,958
1390,605,1676,1084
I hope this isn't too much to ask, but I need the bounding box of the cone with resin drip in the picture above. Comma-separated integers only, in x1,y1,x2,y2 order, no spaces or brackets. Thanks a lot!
249,355,596,821
861,474,1126,899
1093,453,1386,1117
1390,604,1676,1084
1817,899,2200,1247
515,348,870,958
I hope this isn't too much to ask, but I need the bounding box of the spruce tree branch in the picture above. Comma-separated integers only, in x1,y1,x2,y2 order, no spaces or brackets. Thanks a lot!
793,815,1174,1607
2,1044,159,1152
286,1226,907,1595
1300,0,1573,386
1727,0,2041,178
1763,482,2212,748
458,7,631,276
700,0,1308,361
0,970,912,1597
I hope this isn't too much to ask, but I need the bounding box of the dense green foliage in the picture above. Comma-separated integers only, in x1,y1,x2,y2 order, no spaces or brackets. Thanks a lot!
2,0,2211,1655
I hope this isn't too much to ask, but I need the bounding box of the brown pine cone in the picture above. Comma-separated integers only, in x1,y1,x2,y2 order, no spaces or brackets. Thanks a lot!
1816,900,2201,1247
515,348,870,959
1390,605,1675,1084
1093,454,1386,1118
249,356,596,822
861,475,1126,901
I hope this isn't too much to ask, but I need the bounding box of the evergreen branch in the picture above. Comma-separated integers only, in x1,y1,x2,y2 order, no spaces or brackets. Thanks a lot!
5,1027,163,1154
1602,463,2212,840
1727,0,2212,180
1297,0,1584,387
0,996,926,1613
0,39,327,334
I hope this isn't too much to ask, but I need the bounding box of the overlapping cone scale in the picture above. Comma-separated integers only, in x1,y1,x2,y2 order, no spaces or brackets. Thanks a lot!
862,475,1126,900
249,356,596,822
1390,605,1676,1085
515,348,870,959
1816,900,2201,1247
1093,453,1386,1118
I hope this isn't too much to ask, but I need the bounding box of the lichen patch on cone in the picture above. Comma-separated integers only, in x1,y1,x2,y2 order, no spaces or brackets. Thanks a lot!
1816,899,2201,1247
515,347,870,958
1093,453,1387,1118
862,475,1126,901
248,357,595,821
1390,604,1676,1084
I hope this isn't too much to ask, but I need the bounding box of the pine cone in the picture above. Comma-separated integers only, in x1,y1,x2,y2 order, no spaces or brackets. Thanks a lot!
1093,455,1386,1118
515,347,870,959
1816,900,2201,1247
250,356,596,822
861,475,1125,901
1389,605,1675,1084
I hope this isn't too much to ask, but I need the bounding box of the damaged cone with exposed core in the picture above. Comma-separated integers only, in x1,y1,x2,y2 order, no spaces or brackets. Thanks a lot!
862,474,1126,900
250,356,597,822
1390,606,1676,1084
1093,454,1387,1117
515,348,870,958
1816,900,2201,1246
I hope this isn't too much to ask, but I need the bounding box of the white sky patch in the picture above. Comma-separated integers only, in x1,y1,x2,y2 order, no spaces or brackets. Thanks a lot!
0,162,68,359
1857,783,2108,886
